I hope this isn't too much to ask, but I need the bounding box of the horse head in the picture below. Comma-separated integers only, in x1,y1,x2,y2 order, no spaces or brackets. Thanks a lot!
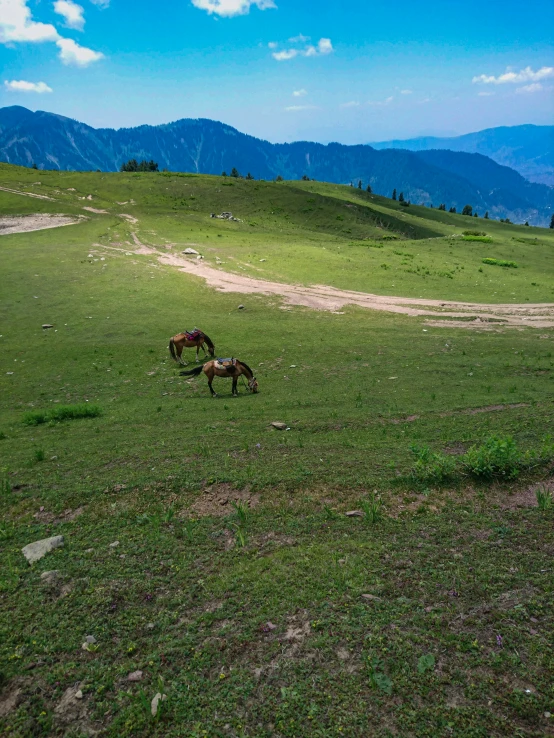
248,377,259,393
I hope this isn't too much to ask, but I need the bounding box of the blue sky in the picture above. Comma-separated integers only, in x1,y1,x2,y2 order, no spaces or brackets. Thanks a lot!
0,0,553,142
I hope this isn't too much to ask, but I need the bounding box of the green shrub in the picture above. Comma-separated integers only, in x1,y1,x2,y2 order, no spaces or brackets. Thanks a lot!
463,436,523,479
463,235,492,243
463,230,487,236
409,446,457,484
23,403,102,426
482,258,518,268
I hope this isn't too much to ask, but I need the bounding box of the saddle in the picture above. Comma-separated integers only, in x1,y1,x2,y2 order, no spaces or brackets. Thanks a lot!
215,357,237,371
184,328,203,341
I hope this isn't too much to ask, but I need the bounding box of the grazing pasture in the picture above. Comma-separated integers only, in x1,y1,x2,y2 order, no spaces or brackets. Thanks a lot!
1,164,553,737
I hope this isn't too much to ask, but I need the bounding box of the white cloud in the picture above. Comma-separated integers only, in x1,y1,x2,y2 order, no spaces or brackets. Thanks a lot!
54,0,85,30
292,88,307,97
0,0,59,43
191,0,276,17
4,79,52,92
289,33,309,43
367,96,393,107
478,91,494,97
272,37,333,61
516,82,543,94
273,48,297,61
0,0,103,66
472,66,554,85
340,100,360,108
400,89,412,95
285,104,317,111
268,41,277,49
89,0,109,6
56,37,103,65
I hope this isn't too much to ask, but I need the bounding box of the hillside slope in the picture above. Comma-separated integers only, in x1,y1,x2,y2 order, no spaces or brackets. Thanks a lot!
371,124,554,186
0,106,552,226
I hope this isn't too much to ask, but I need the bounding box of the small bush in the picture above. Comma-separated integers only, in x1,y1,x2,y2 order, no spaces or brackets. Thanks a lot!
463,235,492,243
463,436,522,479
409,446,457,484
360,493,383,524
536,487,553,511
463,230,487,237
23,403,102,426
482,258,518,268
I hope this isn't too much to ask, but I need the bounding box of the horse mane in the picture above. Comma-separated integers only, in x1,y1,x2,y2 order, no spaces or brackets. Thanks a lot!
202,332,214,350
238,359,254,377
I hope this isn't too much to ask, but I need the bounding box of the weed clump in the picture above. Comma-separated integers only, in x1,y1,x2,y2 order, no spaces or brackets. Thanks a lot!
23,403,102,426
409,445,457,484
535,487,553,511
463,436,523,479
482,258,518,268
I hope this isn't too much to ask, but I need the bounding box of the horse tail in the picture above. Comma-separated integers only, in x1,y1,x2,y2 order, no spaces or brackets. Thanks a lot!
238,359,254,377
180,365,204,377
169,337,178,363
202,333,215,355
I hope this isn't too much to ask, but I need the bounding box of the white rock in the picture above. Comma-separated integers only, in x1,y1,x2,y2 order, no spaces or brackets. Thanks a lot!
109,541,120,548
127,670,143,682
22,536,64,564
85,635,96,644
75,690,83,699
182,247,199,255
151,692,167,716
40,570,61,584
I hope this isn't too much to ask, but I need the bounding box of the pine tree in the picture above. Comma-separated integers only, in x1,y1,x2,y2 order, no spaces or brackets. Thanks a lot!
358,180,362,189
474,212,478,217
438,203,446,211
524,221,529,226
222,171,227,177
449,206,457,214
246,172,253,180
302,174,310,181
230,167,240,178
398,191,405,202
276,175,283,182
392,188,397,201
32,162,38,169
366,184,372,193
550,214,554,229
484,211,489,219
462,204,473,216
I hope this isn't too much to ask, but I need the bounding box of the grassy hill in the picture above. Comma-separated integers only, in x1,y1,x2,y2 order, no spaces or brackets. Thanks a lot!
1,164,553,737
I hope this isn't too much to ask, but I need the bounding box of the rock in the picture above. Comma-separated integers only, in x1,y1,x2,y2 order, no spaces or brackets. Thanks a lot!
271,422,288,430
109,541,119,548
22,535,64,564
75,690,83,699
127,670,143,682
146,622,155,630
0,687,22,717
182,247,199,255
361,593,382,601
40,570,61,585
345,510,363,517
42,324,54,329
151,692,167,717
238,304,245,310
85,635,96,644
259,258,266,262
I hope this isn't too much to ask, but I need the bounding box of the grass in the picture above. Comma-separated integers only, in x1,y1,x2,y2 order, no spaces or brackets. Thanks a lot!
1,164,554,737
22,403,102,426
482,258,519,268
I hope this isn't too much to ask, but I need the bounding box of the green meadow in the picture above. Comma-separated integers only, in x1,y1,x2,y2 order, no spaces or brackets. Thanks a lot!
1,164,553,737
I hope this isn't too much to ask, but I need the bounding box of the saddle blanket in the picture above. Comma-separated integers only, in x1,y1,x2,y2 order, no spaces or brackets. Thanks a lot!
215,357,236,370
184,329,203,341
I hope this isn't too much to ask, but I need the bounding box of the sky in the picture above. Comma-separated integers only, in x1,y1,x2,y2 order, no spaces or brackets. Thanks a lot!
0,0,553,143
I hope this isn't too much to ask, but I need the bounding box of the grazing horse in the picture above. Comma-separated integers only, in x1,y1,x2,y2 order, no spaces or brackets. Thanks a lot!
169,329,215,365
180,358,259,397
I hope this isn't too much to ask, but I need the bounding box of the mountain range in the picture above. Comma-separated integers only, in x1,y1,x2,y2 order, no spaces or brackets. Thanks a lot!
371,125,554,186
0,106,552,226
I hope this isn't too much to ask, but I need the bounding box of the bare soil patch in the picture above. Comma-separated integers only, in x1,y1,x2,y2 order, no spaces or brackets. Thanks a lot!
0,214,83,235
187,483,260,517
149,251,554,328
0,185,54,201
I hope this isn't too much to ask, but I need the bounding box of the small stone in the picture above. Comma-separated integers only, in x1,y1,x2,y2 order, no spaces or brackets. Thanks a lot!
545,712,551,718
127,670,143,682
85,548,94,554
40,570,61,585
361,593,382,601
182,247,199,255
109,541,119,548
271,422,288,430
22,535,64,564
345,510,363,517
238,304,245,310
146,622,155,630
85,635,96,644
75,690,83,699
151,692,167,716
42,324,54,329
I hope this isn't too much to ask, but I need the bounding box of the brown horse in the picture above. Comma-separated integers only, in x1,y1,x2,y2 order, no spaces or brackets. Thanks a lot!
169,330,215,365
180,358,259,397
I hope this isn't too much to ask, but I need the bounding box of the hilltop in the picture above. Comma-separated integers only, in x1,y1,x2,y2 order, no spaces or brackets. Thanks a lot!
1,107,552,226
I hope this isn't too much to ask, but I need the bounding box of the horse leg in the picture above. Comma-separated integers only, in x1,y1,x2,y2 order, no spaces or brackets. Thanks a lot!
177,342,186,366
196,343,201,362
206,368,217,397
208,379,217,397
232,377,238,396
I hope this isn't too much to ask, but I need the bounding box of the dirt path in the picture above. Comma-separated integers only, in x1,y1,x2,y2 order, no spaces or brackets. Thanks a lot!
155,252,554,328
0,214,84,236
0,185,55,201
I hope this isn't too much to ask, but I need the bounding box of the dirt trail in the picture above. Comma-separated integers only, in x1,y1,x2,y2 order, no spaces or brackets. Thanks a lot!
0,214,84,235
155,252,554,328
0,185,55,201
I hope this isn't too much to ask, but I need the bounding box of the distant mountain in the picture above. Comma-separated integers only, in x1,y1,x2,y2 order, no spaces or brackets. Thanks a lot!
371,125,554,186
0,106,552,226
